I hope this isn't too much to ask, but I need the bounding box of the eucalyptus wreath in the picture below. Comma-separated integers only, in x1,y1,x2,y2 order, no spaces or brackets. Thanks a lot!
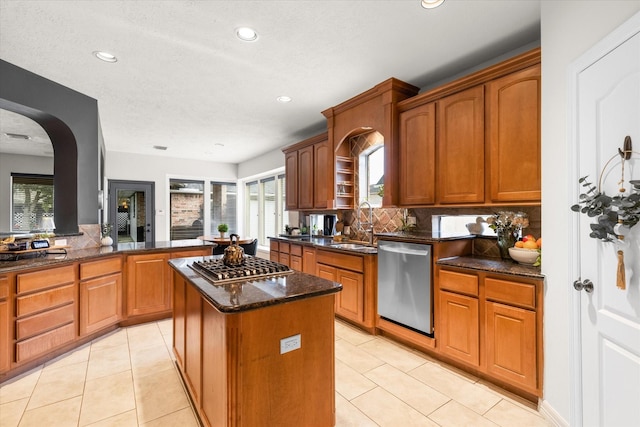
571,176,640,242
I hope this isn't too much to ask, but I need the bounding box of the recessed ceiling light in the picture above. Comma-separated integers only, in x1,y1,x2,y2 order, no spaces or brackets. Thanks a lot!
4,132,31,140
93,51,118,63
236,27,258,42
153,145,168,151
421,0,445,9
277,96,292,103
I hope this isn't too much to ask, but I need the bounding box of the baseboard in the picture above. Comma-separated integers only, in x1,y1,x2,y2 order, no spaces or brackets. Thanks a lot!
539,399,569,427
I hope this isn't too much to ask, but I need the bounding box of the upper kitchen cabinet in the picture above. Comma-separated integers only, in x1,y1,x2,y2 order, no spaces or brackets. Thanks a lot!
323,78,420,208
282,132,329,211
396,47,541,207
398,102,436,205
437,85,485,204
486,64,541,203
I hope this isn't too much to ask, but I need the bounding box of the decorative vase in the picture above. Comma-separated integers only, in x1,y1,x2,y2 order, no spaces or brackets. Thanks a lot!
219,232,226,239
496,229,518,260
101,236,113,246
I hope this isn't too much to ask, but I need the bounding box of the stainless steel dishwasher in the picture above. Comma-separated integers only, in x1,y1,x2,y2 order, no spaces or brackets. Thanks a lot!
377,240,433,336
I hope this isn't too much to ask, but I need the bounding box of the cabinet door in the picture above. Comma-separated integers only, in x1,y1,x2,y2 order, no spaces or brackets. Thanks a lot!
437,86,485,203
336,269,364,323
290,256,303,272
80,273,122,336
298,145,314,209
398,102,436,205
485,301,537,390
126,253,171,317
486,64,541,202
302,247,316,275
285,151,298,210
0,275,10,372
185,282,202,406
438,290,479,366
173,272,186,369
314,140,330,209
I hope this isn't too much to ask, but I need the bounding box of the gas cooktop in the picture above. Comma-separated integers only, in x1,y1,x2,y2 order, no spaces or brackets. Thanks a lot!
189,257,294,285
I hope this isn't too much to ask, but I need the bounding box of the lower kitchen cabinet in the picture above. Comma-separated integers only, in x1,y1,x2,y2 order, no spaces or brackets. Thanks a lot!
14,265,77,364
439,290,479,366
302,246,316,274
126,252,171,317
316,248,376,333
0,275,12,373
436,265,543,398
79,256,122,336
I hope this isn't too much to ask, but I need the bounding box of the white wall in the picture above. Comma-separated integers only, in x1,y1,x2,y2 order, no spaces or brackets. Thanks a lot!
105,151,237,241
237,147,284,179
540,2,640,425
0,153,53,231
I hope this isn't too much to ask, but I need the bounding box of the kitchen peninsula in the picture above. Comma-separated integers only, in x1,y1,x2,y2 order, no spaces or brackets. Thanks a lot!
0,239,213,382
169,256,342,427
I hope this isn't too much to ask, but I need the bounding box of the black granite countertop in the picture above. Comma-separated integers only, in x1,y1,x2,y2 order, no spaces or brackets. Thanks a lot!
169,256,342,313
437,255,544,279
269,235,378,254
0,239,214,273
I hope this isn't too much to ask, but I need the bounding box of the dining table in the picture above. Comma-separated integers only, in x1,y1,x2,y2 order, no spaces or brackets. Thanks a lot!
197,236,255,245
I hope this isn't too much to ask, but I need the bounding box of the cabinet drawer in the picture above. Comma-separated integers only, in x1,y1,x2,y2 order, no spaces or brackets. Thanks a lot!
270,240,279,252
16,284,75,317
80,256,121,280
279,242,290,253
17,265,75,294
439,269,478,296
16,303,74,340
316,250,364,273
290,244,303,257
485,278,536,309
15,322,76,363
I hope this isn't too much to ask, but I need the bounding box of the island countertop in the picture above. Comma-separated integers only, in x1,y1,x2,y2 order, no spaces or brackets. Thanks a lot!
169,256,342,313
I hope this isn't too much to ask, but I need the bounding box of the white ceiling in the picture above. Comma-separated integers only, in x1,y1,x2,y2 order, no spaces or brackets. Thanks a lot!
0,0,540,164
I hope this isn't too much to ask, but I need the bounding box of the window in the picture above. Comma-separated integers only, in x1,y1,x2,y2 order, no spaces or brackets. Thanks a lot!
210,182,237,235
11,174,54,232
169,179,204,240
244,173,285,246
359,144,384,207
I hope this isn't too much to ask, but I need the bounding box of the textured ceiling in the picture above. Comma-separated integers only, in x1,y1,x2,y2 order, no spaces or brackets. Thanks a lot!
0,0,540,164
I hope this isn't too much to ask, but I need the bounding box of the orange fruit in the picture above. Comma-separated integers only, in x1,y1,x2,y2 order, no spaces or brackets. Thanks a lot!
515,241,525,248
536,237,542,248
523,240,538,250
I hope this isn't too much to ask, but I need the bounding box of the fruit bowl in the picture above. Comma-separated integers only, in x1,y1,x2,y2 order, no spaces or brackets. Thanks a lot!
508,247,539,265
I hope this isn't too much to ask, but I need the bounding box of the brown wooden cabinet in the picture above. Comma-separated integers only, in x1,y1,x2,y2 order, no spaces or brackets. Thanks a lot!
126,252,171,318
437,85,485,204
486,64,541,203
79,256,122,336
282,132,330,211
285,150,299,210
0,275,12,373
398,102,436,206
14,265,77,364
302,246,316,275
396,48,541,207
298,145,314,209
316,248,376,332
436,265,543,397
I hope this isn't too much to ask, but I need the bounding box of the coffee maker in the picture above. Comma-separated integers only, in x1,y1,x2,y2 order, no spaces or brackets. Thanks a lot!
323,214,337,236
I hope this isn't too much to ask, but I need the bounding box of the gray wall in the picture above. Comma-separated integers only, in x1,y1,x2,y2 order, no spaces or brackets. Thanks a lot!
0,59,99,233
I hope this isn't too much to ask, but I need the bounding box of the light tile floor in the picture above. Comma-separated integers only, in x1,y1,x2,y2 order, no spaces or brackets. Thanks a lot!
0,319,550,426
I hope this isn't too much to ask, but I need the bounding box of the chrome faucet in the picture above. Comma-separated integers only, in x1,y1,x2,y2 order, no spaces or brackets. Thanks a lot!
357,200,374,245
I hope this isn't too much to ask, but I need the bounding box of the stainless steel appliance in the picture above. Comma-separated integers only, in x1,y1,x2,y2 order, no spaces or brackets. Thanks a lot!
377,240,433,335
323,214,337,236
190,257,293,285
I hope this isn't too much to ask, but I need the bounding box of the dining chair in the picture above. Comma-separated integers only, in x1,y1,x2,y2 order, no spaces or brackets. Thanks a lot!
240,239,258,256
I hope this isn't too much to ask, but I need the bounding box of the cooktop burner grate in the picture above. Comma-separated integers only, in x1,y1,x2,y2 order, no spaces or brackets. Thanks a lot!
189,257,294,285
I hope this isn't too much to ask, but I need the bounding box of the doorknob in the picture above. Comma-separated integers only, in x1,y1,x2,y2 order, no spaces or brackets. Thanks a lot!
573,278,594,293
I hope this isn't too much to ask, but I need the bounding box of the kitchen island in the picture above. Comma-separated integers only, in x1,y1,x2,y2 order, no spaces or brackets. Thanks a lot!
169,256,342,427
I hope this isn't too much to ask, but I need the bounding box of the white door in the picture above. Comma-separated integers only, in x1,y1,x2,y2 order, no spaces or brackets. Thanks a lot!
572,13,640,427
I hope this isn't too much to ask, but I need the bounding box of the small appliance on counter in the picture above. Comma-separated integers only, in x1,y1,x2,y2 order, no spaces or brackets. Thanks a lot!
323,214,337,236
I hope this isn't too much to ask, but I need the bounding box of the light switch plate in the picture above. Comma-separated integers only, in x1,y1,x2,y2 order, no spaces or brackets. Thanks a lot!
280,334,301,354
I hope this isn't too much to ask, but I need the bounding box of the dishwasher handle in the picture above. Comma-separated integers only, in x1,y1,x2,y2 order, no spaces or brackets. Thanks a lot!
379,244,430,257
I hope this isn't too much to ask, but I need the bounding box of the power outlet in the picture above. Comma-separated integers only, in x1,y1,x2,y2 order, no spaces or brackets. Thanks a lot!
280,334,301,354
